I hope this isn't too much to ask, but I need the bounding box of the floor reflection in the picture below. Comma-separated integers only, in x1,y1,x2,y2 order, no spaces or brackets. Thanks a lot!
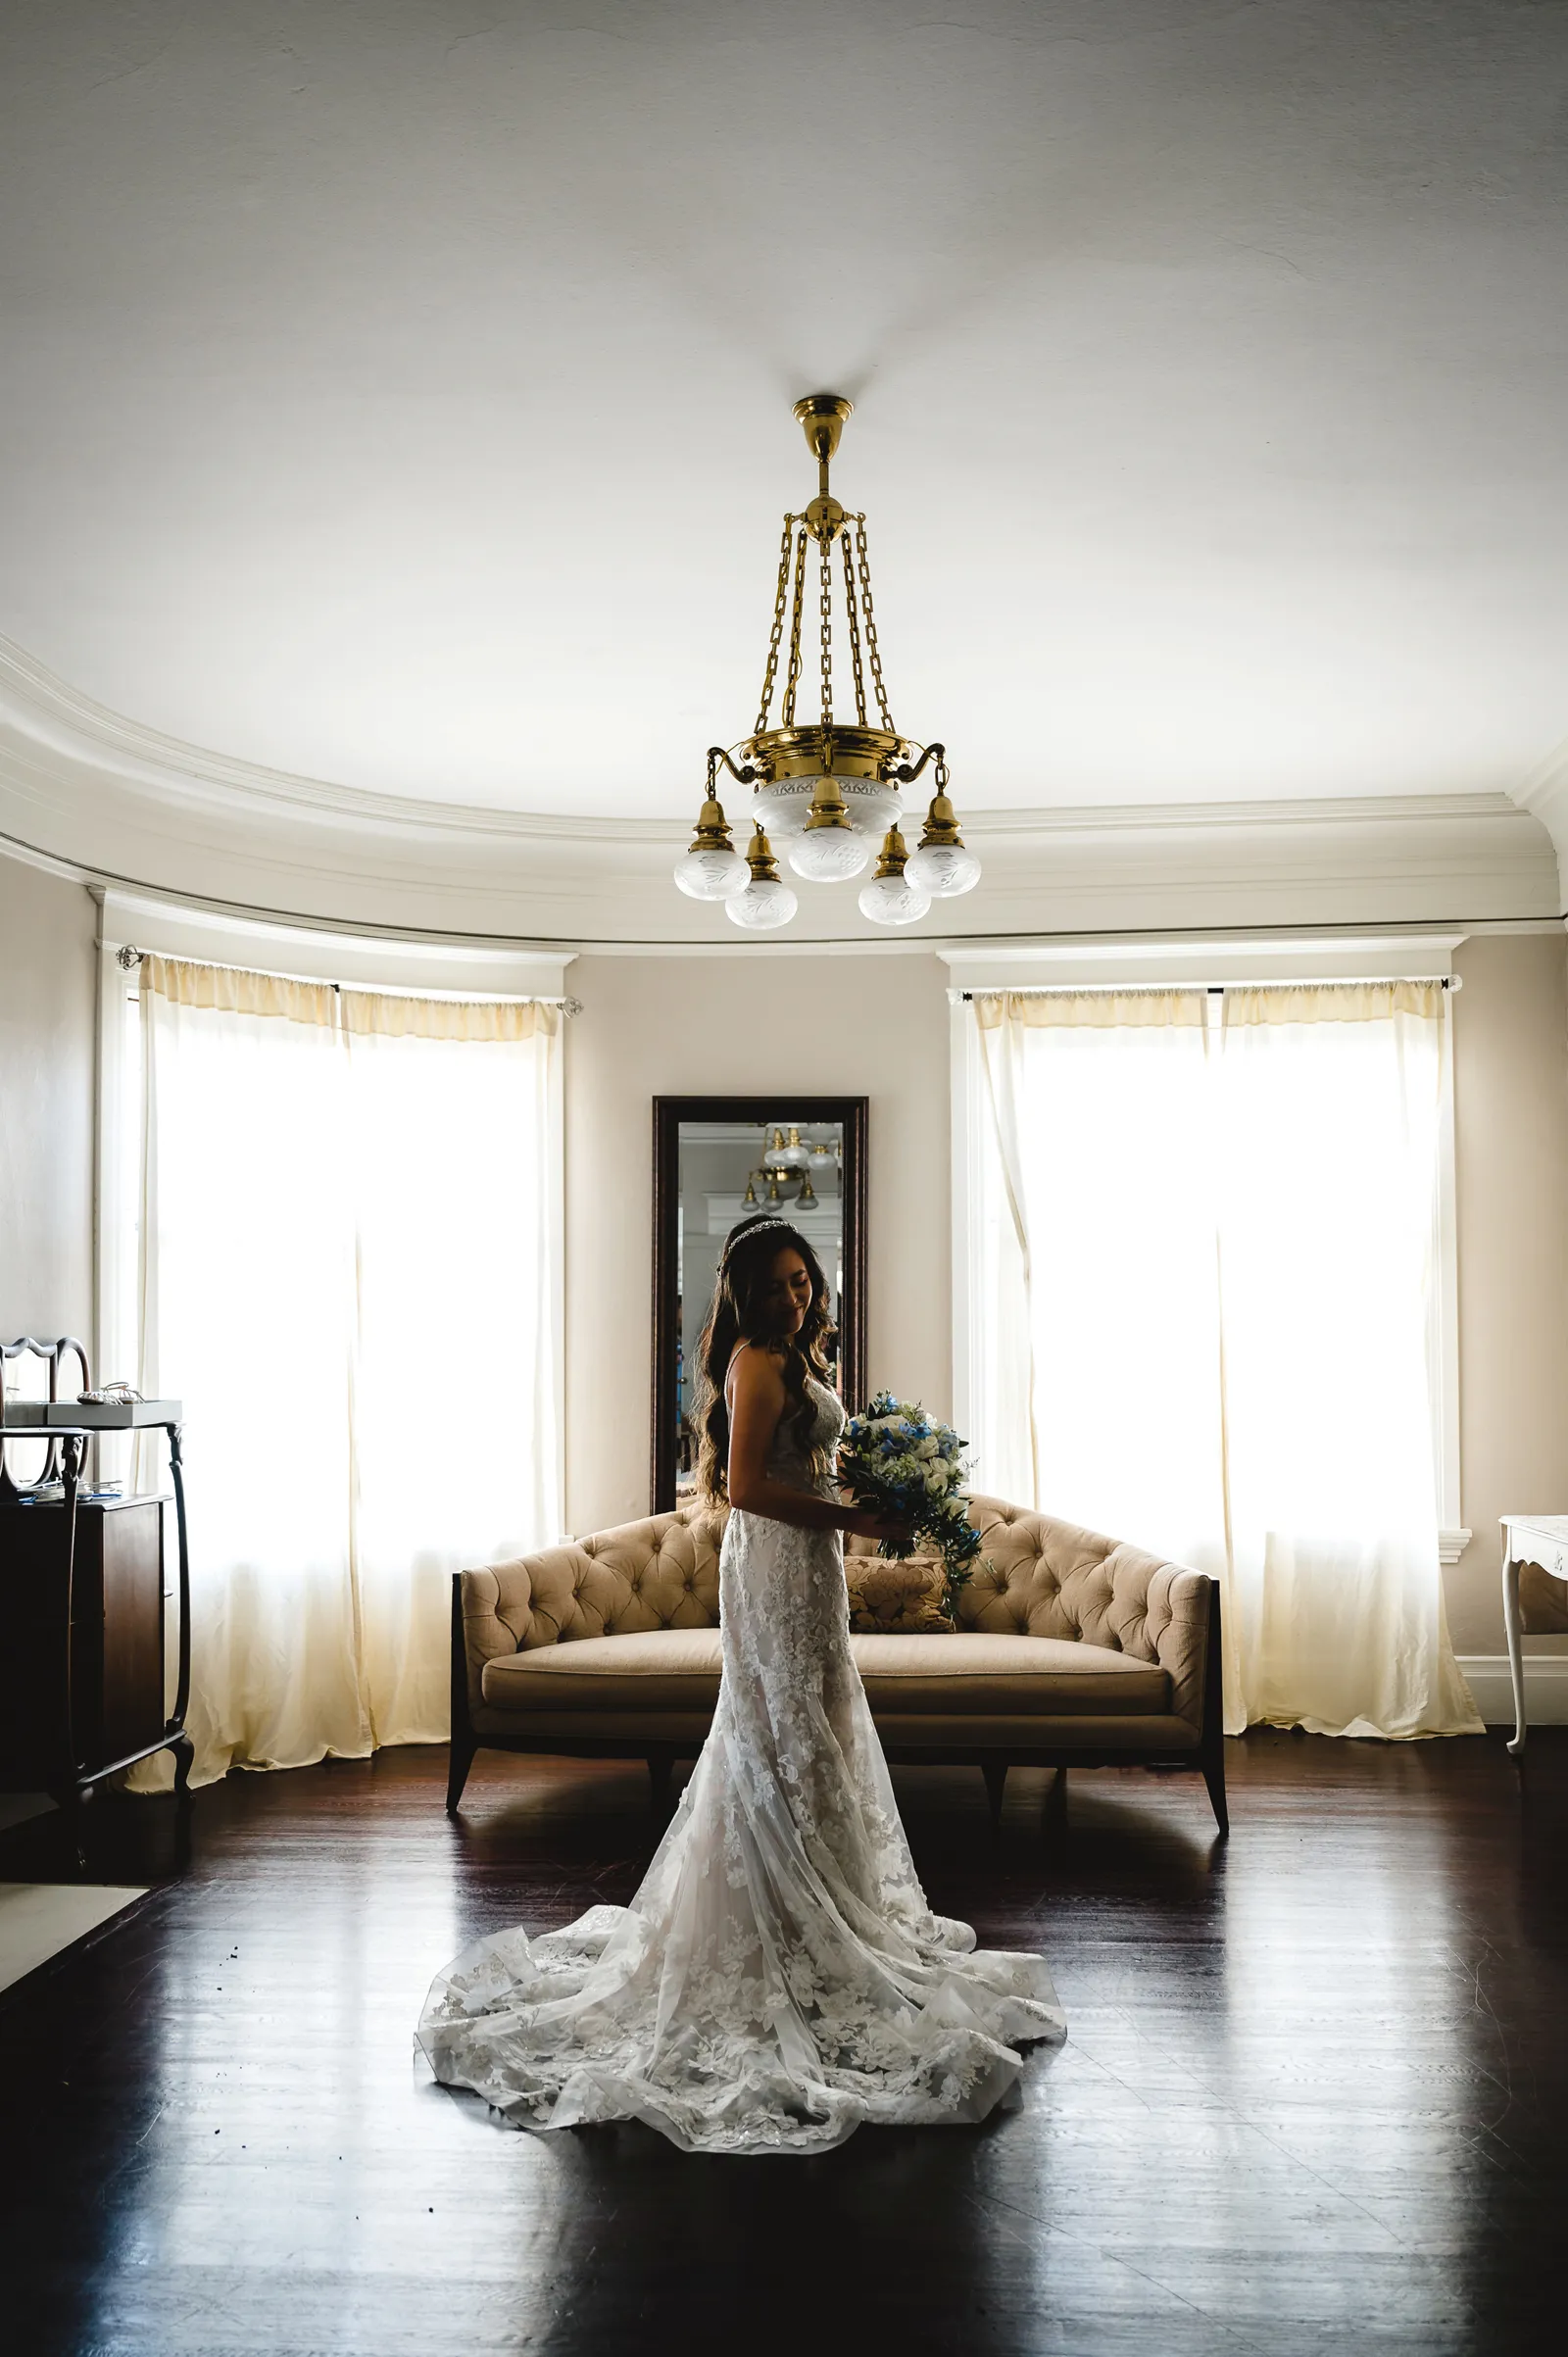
0,1736,1561,2355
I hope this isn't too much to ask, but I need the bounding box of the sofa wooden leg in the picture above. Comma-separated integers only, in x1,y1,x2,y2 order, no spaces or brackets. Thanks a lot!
981,1759,1007,1829
445,1736,476,1816
446,1576,480,1817
1045,1765,1068,1833
1201,1750,1229,1838
648,1750,674,1813
1199,1575,1229,1837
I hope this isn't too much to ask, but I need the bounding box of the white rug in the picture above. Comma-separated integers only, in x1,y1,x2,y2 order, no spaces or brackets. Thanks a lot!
0,1882,146,1995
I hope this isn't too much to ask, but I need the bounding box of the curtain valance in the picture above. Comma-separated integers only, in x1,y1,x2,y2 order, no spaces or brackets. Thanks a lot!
1222,981,1445,1027
972,988,1207,1029
971,980,1446,1030
140,953,558,1040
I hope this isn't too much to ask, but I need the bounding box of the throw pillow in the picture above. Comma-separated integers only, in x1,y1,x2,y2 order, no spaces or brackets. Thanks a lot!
847,1553,954,1634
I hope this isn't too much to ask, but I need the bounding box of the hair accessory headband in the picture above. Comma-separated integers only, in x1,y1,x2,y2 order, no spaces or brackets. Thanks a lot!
720,1216,797,1266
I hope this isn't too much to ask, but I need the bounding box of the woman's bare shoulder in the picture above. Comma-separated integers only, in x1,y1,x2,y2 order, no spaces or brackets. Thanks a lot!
725,1339,785,1398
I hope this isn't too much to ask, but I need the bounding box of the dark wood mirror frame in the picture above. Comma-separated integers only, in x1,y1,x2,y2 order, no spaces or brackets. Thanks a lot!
652,1095,868,1513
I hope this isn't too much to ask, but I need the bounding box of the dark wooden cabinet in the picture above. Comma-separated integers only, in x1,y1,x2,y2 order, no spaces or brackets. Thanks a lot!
0,1495,168,1792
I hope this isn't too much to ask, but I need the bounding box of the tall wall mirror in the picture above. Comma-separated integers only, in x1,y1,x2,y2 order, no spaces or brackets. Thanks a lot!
652,1097,867,1511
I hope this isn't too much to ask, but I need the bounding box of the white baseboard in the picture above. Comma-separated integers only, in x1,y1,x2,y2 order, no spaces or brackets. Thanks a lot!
1457,1654,1568,1728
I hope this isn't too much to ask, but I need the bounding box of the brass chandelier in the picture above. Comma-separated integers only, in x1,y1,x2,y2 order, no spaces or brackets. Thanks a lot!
673,394,981,930
740,1123,841,1208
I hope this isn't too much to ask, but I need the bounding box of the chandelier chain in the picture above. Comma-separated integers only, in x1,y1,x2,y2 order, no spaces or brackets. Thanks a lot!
841,530,868,727
755,514,795,735
673,398,978,929
853,513,895,732
781,526,808,727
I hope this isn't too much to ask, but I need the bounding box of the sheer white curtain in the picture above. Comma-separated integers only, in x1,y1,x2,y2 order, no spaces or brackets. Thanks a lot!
970,983,1480,1740
131,957,561,1788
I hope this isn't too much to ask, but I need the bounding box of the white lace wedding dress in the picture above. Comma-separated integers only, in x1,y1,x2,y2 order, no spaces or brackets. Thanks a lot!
416,1375,1065,2154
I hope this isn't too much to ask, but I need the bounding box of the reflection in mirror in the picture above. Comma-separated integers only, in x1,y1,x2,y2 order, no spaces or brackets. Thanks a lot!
674,1118,847,1498
652,1097,866,1513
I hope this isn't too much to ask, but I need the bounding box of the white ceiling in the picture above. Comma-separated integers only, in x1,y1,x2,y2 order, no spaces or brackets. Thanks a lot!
2,0,1566,822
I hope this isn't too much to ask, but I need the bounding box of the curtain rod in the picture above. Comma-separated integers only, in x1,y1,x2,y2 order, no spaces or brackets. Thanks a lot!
951,977,1459,1003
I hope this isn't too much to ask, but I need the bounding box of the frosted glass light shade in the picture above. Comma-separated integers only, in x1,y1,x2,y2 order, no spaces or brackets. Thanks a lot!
755,777,901,842
725,876,798,930
906,841,981,898
787,826,873,882
673,843,747,900
858,872,932,926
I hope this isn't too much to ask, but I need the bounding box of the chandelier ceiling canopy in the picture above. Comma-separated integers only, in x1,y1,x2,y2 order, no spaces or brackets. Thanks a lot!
674,397,981,932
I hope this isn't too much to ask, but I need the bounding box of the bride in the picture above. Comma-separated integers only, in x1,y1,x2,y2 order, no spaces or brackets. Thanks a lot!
417,1212,1064,2153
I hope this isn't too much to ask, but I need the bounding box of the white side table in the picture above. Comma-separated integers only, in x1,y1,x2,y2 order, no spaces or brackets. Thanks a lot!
1500,1514,1568,1756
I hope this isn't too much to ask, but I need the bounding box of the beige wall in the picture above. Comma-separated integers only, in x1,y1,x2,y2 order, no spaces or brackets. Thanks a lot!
0,853,96,1344
564,952,952,1533
1449,934,1568,1652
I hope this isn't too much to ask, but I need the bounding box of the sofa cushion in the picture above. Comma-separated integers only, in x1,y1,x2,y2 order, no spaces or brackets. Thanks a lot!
854,1632,1169,1716
480,1625,1168,1719
483,1628,723,1713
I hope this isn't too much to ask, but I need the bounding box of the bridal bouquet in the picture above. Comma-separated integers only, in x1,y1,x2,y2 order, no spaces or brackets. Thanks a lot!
839,1394,986,1616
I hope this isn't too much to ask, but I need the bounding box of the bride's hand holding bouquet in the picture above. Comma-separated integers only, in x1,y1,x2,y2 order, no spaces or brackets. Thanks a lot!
842,1501,919,1548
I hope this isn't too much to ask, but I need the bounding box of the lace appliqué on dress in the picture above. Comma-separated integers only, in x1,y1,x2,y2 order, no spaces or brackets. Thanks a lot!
417,1376,1065,2154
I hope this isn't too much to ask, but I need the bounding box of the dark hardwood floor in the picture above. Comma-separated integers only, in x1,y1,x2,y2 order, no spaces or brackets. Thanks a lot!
1,1733,1564,2357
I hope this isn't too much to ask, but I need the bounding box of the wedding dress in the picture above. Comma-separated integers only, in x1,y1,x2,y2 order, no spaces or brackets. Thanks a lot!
417,1374,1065,2154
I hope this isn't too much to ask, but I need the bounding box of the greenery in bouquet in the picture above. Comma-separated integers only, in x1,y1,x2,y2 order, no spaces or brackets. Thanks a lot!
839,1393,987,1617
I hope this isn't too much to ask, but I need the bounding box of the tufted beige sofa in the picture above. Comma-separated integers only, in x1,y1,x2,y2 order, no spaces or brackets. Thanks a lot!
447,1494,1226,1831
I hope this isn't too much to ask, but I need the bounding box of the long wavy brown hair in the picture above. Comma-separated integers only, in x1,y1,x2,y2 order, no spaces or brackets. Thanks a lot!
693,1214,838,1505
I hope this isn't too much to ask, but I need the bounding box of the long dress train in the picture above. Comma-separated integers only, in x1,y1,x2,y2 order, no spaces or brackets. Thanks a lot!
416,1376,1065,2155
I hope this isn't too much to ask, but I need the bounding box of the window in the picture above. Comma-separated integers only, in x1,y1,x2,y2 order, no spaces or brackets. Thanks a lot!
97,915,567,1785
950,968,1478,1739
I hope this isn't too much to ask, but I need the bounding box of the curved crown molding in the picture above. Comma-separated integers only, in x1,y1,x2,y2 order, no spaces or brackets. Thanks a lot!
1516,730,1568,908
0,631,1559,946
0,633,680,845
0,629,1548,848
